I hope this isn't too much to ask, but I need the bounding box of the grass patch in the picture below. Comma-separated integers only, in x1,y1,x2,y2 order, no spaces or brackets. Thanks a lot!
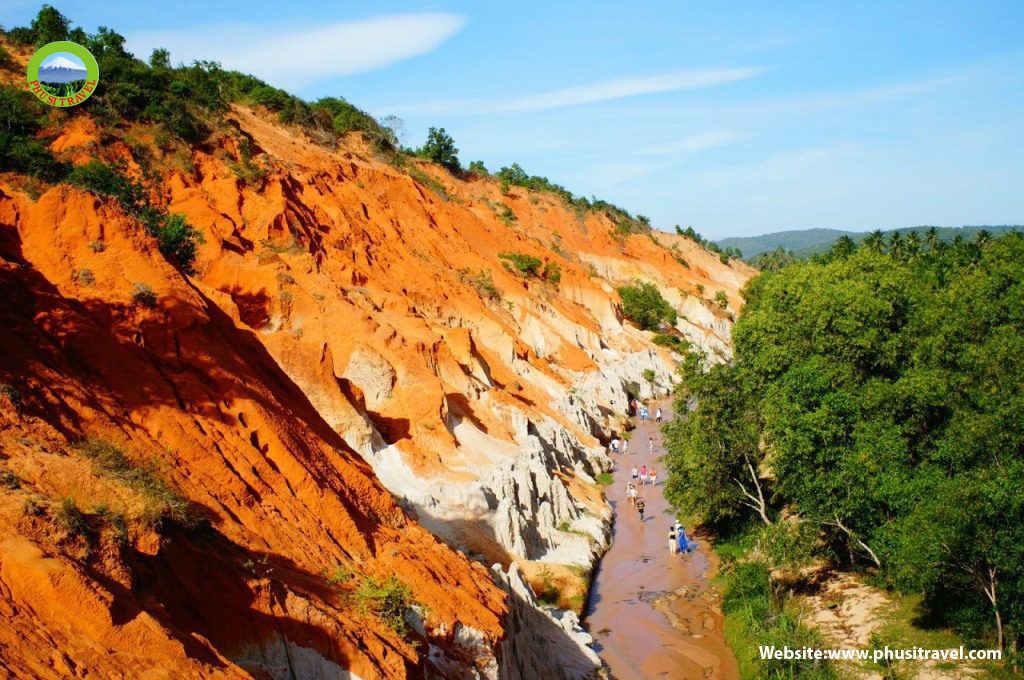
457,268,502,301
720,561,837,680
76,438,198,528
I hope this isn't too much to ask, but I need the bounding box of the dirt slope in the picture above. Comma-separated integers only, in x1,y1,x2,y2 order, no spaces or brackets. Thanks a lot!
0,80,752,678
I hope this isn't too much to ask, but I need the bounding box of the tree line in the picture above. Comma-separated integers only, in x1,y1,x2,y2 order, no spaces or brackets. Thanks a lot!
664,229,1024,658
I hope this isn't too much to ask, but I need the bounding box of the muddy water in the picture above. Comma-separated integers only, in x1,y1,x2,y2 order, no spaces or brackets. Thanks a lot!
585,402,739,680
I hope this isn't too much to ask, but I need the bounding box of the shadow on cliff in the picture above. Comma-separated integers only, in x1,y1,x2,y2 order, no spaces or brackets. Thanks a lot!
0,221,390,548
85,519,375,674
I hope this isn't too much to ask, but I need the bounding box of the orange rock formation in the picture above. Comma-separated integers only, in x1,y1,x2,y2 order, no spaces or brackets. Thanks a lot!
0,82,752,676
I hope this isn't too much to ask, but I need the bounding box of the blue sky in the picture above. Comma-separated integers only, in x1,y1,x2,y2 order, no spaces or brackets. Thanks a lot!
5,1,1023,238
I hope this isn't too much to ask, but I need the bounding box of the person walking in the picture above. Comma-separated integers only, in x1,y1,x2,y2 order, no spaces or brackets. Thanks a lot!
669,524,678,554
631,466,639,482
649,468,658,486
610,437,619,454
677,524,693,554
622,437,629,455
655,407,662,424
625,481,635,506
639,464,648,485
636,498,646,522
648,437,655,456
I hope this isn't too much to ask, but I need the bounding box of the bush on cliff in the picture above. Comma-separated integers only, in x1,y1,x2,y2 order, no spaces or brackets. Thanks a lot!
417,126,460,173
66,161,204,273
616,281,677,330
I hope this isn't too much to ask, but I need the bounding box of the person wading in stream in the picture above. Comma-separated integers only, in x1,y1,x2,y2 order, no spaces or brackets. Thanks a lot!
636,498,646,521
668,524,678,554
639,464,647,485
655,407,662,423
648,437,655,456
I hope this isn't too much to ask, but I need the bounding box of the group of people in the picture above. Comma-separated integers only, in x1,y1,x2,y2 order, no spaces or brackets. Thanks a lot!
630,399,663,424
669,521,696,555
613,400,694,559
629,464,657,486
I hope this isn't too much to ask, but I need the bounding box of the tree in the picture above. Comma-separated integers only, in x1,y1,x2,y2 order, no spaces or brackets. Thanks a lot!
713,290,729,309
149,48,171,69
617,281,677,330
30,5,70,45
419,126,460,173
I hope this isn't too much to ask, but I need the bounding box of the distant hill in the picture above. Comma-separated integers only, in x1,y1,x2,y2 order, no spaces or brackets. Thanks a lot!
717,225,1021,259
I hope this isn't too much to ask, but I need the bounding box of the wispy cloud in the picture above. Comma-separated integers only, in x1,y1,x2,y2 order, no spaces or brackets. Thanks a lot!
635,130,744,156
125,14,467,88
382,67,766,116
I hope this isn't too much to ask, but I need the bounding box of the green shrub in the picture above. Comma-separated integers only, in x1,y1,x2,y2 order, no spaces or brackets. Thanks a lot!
131,283,157,307
542,262,562,287
497,204,517,227
468,160,488,176
0,86,68,181
352,574,416,637
652,333,689,351
641,368,656,383
498,251,542,276
534,566,559,605
713,290,729,309
596,472,615,487
617,281,678,330
458,268,502,301
55,497,88,538
72,268,95,286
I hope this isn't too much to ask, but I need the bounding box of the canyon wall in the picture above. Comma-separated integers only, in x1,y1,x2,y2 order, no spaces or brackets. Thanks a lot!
0,100,751,678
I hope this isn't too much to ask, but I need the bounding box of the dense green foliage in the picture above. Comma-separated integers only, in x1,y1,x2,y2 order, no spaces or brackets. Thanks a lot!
664,230,1024,654
0,86,68,180
617,281,677,331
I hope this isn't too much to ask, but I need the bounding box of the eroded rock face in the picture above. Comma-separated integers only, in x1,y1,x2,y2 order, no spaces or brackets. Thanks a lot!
0,99,750,677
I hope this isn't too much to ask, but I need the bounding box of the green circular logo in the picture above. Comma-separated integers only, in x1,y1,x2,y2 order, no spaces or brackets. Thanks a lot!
26,41,99,108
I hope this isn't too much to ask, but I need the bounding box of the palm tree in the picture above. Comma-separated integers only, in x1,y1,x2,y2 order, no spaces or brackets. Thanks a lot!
974,229,992,248
863,230,885,253
905,231,922,259
889,231,905,260
925,226,941,252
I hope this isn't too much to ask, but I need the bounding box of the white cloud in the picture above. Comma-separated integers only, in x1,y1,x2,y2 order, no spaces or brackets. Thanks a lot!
383,66,766,116
125,13,467,88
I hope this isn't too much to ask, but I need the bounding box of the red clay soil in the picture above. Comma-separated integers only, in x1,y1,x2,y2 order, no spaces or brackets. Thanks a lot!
585,402,739,680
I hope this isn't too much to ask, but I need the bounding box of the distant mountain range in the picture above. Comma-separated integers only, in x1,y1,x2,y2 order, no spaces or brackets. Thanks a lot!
716,225,1021,259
